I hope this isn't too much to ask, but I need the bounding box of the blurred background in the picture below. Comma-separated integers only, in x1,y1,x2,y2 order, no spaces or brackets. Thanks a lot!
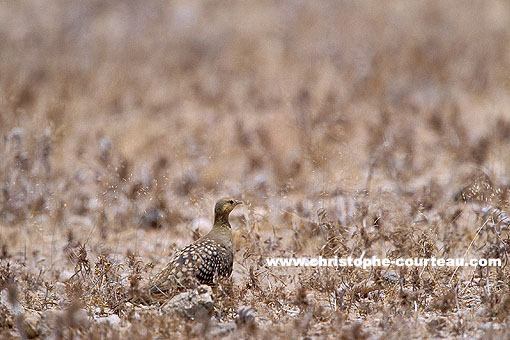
2,0,510,227
1,0,510,337
2,0,510,253
2,0,509,221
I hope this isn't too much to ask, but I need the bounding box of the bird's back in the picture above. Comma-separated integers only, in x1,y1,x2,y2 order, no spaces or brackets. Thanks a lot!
147,236,233,297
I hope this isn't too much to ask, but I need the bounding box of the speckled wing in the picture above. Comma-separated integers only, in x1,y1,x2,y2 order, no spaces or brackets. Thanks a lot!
148,239,233,296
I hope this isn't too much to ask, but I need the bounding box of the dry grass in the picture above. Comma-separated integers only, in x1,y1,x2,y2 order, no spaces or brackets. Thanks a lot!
1,0,510,338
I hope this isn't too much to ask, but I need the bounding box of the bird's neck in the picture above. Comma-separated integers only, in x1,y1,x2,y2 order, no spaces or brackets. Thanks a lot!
205,214,232,246
213,213,231,228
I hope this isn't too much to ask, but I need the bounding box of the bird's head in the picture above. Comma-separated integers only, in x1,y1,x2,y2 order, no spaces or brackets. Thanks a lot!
214,197,243,221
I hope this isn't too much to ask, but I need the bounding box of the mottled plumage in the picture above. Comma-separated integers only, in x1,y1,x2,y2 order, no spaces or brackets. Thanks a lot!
146,197,242,299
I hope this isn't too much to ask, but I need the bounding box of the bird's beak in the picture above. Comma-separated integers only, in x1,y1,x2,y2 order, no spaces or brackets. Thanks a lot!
236,200,243,206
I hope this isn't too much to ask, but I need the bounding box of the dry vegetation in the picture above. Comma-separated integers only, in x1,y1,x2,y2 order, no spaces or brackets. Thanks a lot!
1,0,510,339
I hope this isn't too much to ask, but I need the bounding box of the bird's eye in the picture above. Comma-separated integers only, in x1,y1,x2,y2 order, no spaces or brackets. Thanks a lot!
229,200,234,204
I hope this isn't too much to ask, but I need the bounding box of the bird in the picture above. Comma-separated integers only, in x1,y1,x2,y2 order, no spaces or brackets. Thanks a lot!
144,197,243,301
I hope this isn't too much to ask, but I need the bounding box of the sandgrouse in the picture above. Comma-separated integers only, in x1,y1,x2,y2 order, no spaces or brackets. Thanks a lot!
145,197,242,300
